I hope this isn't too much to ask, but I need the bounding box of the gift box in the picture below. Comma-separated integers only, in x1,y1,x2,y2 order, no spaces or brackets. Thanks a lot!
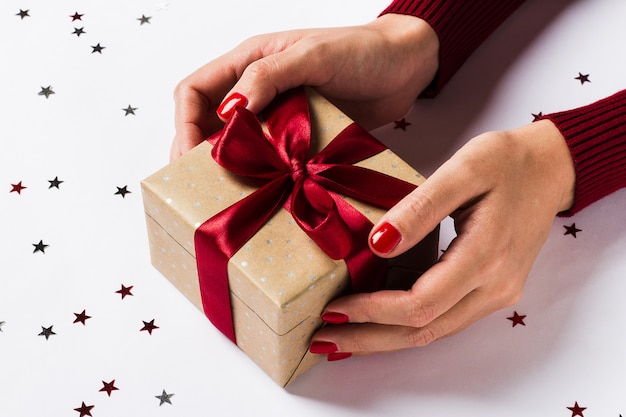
141,88,439,386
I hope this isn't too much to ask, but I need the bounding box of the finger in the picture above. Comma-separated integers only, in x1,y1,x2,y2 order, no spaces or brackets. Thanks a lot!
172,39,275,157
368,155,483,258
323,240,479,329
217,35,339,120
314,287,495,354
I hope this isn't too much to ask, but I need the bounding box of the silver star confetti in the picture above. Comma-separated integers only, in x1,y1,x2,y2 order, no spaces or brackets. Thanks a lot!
137,15,152,25
155,389,174,406
122,105,137,116
38,325,56,340
38,86,55,99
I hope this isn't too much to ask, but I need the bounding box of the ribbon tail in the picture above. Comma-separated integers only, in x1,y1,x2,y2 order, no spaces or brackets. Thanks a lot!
331,193,387,293
194,177,291,343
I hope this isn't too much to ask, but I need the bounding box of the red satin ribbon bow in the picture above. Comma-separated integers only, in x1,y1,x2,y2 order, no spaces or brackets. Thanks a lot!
194,88,416,343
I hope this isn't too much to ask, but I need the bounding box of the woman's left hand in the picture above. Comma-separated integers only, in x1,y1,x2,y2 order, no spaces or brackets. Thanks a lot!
310,120,576,360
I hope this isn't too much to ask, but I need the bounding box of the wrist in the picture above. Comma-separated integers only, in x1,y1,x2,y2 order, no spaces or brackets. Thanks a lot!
368,13,439,98
511,120,576,214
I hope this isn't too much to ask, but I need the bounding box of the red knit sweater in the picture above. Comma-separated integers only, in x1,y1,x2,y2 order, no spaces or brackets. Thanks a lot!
381,0,626,215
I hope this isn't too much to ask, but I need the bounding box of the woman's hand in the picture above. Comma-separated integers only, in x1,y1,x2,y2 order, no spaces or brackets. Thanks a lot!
310,120,576,360
171,13,439,160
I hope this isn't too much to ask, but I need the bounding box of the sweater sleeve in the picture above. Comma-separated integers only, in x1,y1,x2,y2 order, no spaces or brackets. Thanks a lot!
380,0,526,96
539,90,626,216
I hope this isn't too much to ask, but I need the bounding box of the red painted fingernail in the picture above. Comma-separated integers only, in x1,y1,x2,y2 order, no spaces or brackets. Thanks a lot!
309,341,338,354
217,92,248,119
327,352,352,362
370,221,402,254
321,312,350,324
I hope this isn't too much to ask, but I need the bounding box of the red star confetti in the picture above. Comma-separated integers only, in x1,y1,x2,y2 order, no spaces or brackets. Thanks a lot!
140,319,159,335
507,311,526,327
70,12,84,21
393,118,411,131
564,223,582,238
575,72,590,84
115,284,133,299
99,379,119,396
74,402,94,417
73,310,91,325
10,181,26,194
567,401,586,417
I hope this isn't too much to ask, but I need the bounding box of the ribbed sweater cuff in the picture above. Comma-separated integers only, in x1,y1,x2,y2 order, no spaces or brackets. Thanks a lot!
380,0,525,96
540,89,626,216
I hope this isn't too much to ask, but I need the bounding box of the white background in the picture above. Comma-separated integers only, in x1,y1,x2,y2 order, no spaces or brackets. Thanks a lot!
1,0,625,416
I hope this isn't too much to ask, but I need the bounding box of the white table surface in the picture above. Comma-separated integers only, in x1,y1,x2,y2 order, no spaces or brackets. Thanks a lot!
2,0,626,416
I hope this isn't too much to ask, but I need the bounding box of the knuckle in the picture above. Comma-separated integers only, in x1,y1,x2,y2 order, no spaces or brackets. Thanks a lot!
243,59,276,85
406,297,436,328
173,79,191,101
403,189,438,232
406,324,440,347
486,272,526,308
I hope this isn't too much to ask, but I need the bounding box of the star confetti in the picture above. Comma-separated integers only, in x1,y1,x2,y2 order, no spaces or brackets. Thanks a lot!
32,240,49,254
532,112,543,121
0,321,5,332
567,401,586,417
575,72,590,85
115,284,133,299
38,86,55,99
38,325,56,340
72,27,86,37
48,176,64,189
10,181,27,194
137,15,152,25
115,185,131,198
122,105,137,116
70,12,84,21
507,311,526,327
16,9,30,19
393,118,411,131
155,389,174,406
156,2,170,11
73,310,91,325
99,379,119,396
140,319,159,335
91,43,105,54
74,402,94,417
564,223,582,238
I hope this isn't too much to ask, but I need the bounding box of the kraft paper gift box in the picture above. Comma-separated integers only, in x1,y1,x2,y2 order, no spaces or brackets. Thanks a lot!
141,88,439,387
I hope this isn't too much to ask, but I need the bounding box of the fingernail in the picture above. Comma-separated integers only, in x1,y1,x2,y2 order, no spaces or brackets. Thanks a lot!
370,221,402,254
327,352,352,362
309,341,338,354
321,312,350,324
217,92,248,119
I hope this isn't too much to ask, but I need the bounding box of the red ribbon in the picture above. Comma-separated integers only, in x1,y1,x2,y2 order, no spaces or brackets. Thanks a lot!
194,88,416,343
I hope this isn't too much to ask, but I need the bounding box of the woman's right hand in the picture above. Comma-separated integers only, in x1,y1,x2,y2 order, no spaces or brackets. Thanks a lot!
171,13,440,160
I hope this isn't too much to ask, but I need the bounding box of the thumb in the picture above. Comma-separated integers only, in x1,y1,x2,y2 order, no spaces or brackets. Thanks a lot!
368,161,474,257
